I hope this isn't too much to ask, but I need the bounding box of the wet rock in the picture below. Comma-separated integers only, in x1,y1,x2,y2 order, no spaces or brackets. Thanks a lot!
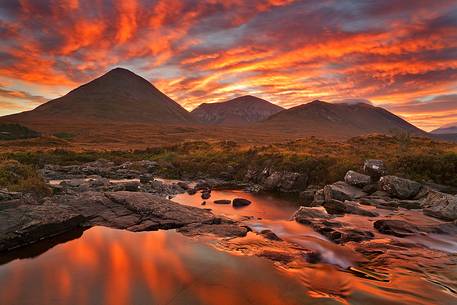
423,191,457,221
294,207,331,224
232,198,252,208
201,201,206,205
0,204,86,252
245,168,307,192
201,191,211,200
345,170,371,187
323,181,367,202
359,197,398,210
260,229,282,241
258,250,294,264
304,251,322,264
323,200,379,217
187,188,197,195
177,221,249,238
363,159,386,179
299,189,316,205
214,199,231,205
379,176,422,199
314,225,374,244
373,219,420,237
176,181,190,190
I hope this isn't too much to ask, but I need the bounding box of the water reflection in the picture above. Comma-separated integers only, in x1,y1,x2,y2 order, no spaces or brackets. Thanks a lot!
0,227,333,305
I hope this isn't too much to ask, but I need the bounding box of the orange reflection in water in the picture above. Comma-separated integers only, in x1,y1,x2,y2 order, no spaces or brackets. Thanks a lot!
0,227,318,305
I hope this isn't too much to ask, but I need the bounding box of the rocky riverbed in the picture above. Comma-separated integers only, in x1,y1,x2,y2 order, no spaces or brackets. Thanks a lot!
1,158,457,304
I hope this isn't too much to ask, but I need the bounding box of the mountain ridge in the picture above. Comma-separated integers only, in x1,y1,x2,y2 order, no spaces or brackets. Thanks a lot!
191,95,284,125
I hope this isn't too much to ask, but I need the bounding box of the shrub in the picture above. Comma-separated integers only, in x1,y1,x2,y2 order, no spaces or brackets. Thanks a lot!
0,160,51,198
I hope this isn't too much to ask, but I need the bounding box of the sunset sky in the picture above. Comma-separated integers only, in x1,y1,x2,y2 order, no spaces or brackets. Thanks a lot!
0,0,456,131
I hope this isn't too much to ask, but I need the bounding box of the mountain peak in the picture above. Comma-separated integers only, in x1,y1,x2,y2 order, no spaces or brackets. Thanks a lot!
191,95,284,125
3,68,194,124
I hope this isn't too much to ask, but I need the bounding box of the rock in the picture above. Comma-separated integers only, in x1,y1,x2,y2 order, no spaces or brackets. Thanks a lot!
258,250,294,264
232,198,252,208
201,191,211,200
245,168,307,192
363,159,386,179
362,183,378,194
294,207,331,224
323,181,367,202
379,176,422,199
344,170,371,187
313,189,325,204
0,190,23,201
176,181,190,190
187,188,197,195
260,229,282,241
299,187,318,205
139,174,153,184
397,200,422,210
373,219,420,237
122,181,141,192
214,199,231,205
313,225,374,244
323,200,378,217
0,204,86,252
201,201,206,205
423,191,457,221
177,218,249,238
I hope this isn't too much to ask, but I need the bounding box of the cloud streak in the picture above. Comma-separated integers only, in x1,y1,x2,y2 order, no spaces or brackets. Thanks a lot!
0,0,456,130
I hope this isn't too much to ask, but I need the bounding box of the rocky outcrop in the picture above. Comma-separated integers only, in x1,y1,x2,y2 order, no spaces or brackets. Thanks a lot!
379,175,422,199
293,207,331,223
0,191,248,253
374,219,420,237
323,181,367,202
0,204,86,252
422,191,457,221
245,168,307,192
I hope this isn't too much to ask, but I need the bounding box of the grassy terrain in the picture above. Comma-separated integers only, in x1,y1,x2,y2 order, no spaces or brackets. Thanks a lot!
1,135,457,193
0,123,40,140
0,159,51,198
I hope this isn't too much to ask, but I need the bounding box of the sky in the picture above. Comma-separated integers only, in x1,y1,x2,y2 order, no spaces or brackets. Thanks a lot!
0,0,456,131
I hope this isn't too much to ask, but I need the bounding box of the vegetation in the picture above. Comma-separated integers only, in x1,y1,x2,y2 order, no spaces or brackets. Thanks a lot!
1,135,457,187
0,123,40,140
0,159,51,198
53,132,75,140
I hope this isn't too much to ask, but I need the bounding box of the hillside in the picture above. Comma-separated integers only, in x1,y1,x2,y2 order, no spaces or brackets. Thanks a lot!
431,124,457,135
259,100,426,138
1,68,194,124
191,95,283,125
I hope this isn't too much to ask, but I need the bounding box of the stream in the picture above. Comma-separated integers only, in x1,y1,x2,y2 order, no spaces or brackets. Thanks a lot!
1,187,457,305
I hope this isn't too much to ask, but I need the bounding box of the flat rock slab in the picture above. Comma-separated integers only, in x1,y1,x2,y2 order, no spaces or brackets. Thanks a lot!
0,204,85,252
0,191,247,253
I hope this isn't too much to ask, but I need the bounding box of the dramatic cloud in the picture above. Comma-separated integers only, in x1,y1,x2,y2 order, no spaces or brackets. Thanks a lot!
0,0,456,130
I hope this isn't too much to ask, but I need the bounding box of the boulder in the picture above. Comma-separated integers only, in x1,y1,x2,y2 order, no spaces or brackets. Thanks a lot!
232,198,252,207
344,170,371,187
294,207,331,224
323,200,378,217
313,189,325,204
201,191,211,200
323,181,367,202
373,219,420,237
363,159,386,179
379,176,422,199
214,199,231,205
423,191,457,221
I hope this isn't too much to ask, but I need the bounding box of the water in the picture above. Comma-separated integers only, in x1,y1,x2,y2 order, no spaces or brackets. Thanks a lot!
1,188,457,304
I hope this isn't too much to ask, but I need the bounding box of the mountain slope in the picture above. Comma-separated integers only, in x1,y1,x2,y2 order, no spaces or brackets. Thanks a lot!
259,100,426,138
2,68,194,124
431,124,457,135
191,95,284,125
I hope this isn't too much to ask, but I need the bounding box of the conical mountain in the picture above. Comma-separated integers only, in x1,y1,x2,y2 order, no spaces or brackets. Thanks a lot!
2,68,194,124
191,95,284,125
260,100,426,138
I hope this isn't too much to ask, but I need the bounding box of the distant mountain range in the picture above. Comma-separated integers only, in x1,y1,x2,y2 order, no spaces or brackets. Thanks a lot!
191,95,283,125
0,67,438,140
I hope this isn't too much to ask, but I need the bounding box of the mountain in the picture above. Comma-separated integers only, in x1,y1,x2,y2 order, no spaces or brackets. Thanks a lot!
1,68,194,124
259,100,426,138
431,124,457,134
191,95,284,125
